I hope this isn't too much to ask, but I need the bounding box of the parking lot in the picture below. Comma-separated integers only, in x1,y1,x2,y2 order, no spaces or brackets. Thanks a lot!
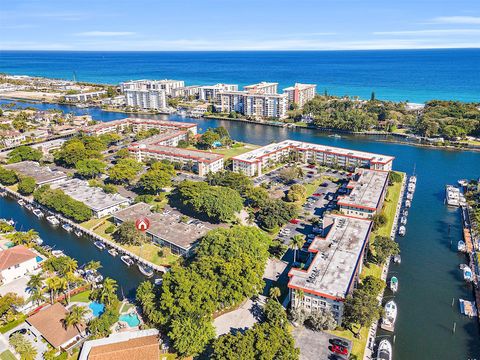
292,326,351,360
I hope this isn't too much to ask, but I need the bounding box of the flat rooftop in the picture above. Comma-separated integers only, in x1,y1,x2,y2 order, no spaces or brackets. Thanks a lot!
232,140,394,165
288,215,372,299
50,179,129,212
4,161,67,185
338,169,389,210
113,202,221,251
283,83,316,91
84,118,197,133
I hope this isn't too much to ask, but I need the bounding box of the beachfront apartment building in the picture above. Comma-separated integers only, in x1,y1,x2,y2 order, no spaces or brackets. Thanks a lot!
120,79,185,96
83,118,198,136
124,89,167,110
129,131,224,176
338,168,389,219
283,83,317,108
244,82,278,95
199,84,238,102
64,90,107,103
232,140,394,177
171,85,201,99
288,214,373,324
218,91,288,119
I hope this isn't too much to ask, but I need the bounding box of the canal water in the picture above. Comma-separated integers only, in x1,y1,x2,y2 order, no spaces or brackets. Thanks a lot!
1,100,480,359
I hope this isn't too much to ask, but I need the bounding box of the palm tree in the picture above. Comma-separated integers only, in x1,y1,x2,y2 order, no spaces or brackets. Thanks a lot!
63,257,78,275
27,273,44,292
269,287,281,302
64,305,88,335
99,278,118,306
64,272,80,304
85,260,102,272
290,235,304,263
45,276,66,304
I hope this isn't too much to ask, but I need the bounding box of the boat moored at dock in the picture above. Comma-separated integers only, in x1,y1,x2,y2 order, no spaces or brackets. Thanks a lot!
94,241,106,250
108,248,118,257
376,339,393,360
459,299,478,317
398,226,406,236
46,216,60,226
390,276,399,293
52,250,65,257
62,223,73,232
381,300,398,332
393,254,402,264
457,240,466,252
121,255,134,267
138,264,154,278
32,209,44,218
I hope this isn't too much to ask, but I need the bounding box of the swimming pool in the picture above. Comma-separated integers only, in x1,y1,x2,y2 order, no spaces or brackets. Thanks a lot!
89,302,105,317
118,313,140,327
5,242,14,248
35,256,43,263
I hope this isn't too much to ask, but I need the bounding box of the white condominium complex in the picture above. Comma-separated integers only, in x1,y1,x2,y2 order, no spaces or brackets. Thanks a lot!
288,214,372,324
199,83,238,102
120,79,185,96
171,85,201,99
283,83,316,107
232,140,394,176
124,89,167,110
83,118,198,136
243,82,278,94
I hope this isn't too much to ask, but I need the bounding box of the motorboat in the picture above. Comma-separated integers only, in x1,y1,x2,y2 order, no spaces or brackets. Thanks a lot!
138,264,154,278
400,216,407,225
381,300,397,332
403,209,409,217
108,248,118,257
390,276,399,293
445,185,461,207
52,250,65,257
463,266,473,282
409,175,417,184
405,200,411,208
154,278,163,286
398,226,406,236
6,219,14,226
376,339,392,360
32,209,44,218
17,199,25,206
94,241,106,250
406,192,413,200
34,237,44,246
393,255,401,264
62,223,73,232
458,240,466,252
121,255,134,267
42,245,52,252
74,230,82,237
25,204,33,211
46,216,60,226
407,183,416,193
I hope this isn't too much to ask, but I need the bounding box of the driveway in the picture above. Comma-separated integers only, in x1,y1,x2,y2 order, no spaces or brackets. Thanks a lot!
0,277,31,300
292,326,351,360
4,323,48,360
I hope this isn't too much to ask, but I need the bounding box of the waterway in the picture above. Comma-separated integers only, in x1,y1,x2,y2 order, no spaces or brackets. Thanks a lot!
1,100,480,359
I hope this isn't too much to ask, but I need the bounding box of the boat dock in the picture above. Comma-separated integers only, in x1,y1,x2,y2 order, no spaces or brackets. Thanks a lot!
0,185,168,274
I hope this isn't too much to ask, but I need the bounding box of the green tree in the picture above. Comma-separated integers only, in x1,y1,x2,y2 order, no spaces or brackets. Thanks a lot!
114,221,144,245
286,184,307,202
0,166,18,185
75,159,106,178
257,199,297,231
115,148,130,159
269,286,281,301
290,234,304,263
206,171,253,197
17,176,36,195
108,158,142,184
373,235,400,264
361,275,385,297
9,334,37,360
7,146,42,163
168,315,215,358
85,260,102,272
342,288,383,338
54,139,88,167
197,129,220,149
64,305,88,334
138,163,176,194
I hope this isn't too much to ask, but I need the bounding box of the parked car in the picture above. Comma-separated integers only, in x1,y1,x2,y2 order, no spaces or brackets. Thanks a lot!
330,345,348,356
321,182,329,187
9,328,27,338
330,338,349,348
289,219,300,224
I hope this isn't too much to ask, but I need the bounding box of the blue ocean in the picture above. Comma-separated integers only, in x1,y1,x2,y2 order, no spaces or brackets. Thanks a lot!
0,49,479,103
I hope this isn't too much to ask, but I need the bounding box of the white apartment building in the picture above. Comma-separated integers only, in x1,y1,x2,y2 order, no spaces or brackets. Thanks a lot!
243,93,288,119
171,85,201,99
244,82,278,94
120,79,185,96
232,140,394,177
124,89,167,110
288,214,372,324
64,90,107,103
218,91,247,113
83,118,198,136
199,84,238,102
283,83,317,108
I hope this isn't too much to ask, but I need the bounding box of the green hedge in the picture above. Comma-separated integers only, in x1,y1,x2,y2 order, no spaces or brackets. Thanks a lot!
0,315,27,334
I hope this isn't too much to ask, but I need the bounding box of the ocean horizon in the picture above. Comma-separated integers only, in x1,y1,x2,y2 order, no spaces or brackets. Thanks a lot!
1,48,479,103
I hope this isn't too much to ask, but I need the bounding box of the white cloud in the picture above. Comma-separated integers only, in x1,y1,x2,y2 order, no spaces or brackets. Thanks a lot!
75,31,136,37
430,16,480,25
374,29,480,36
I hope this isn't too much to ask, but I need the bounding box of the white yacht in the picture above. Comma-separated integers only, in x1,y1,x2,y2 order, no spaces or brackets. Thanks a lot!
32,209,44,218
52,250,65,257
445,185,461,207
377,339,392,360
46,216,60,226
458,240,466,252
405,200,411,208
398,226,406,236
121,255,134,267
381,300,398,332
400,216,407,225
390,276,399,293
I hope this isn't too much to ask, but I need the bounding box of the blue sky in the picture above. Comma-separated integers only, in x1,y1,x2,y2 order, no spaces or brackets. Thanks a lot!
1,0,480,50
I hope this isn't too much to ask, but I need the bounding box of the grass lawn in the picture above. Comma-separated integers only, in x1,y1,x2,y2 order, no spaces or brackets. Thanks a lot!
360,262,382,280
327,325,369,360
70,290,91,303
304,178,323,198
374,172,405,238
81,217,109,231
212,143,260,159
0,350,16,360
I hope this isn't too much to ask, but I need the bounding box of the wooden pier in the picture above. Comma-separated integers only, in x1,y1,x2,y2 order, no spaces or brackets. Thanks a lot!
0,185,168,274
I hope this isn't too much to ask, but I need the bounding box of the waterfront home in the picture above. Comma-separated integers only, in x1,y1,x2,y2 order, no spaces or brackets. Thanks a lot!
26,302,85,350
50,179,130,218
112,202,221,256
337,168,389,219
0,245,38,284
288,214,372,324
79,329,160,360
232,140,394,177
3,161,68,186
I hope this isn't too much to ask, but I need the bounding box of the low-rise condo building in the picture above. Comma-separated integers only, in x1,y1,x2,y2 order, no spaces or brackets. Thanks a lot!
129,131,224,176
338,168,390,219
288,214,373,324
120,79,185,96
83,118,197,136
283,83,317,107
113,203,221,256
199,84,238,102
64,90,106,103
232,140,394,176
50,179,130,218
3,161,68,186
